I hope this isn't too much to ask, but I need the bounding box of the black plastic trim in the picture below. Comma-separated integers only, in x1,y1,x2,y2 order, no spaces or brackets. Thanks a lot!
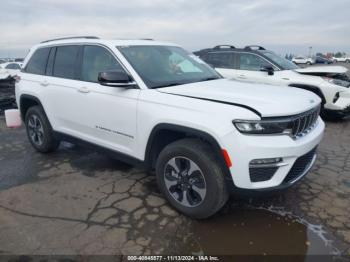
288,84,326,105
19,94,44,120
54,131,145,168
145,123,234,187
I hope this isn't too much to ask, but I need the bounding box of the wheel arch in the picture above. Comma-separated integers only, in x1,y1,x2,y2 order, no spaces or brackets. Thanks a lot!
144,123,232,183
19,94,45,120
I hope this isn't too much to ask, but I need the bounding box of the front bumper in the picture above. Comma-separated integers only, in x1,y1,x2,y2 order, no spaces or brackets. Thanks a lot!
324,89,350,116
221,118,325,190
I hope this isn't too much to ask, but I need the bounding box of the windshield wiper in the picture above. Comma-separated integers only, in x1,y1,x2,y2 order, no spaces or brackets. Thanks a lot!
153,83,184,89
197,77,220,82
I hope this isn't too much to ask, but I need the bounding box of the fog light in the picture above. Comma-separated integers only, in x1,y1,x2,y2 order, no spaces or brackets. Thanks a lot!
250,157,283,167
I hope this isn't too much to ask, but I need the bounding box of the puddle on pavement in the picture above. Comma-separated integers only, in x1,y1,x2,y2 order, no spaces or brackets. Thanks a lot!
176,209,336,256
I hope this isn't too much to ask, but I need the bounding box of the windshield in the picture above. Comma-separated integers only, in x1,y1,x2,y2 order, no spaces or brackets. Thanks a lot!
261,51,299,70
118,45,221,88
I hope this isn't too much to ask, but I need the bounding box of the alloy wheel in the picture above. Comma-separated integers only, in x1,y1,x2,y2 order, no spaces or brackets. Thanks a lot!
164,156,206,207
28,115,44,146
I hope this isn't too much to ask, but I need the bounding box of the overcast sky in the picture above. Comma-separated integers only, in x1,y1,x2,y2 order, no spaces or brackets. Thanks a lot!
0,0,349,58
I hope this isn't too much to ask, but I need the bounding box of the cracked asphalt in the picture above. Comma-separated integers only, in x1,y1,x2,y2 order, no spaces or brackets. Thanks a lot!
0,64,349,257
0,116,349,257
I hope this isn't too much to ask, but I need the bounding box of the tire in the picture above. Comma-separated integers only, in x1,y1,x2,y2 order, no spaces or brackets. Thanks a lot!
155,138,229,219
346,59,350,63
321,111,344,121
25,105,60,153
306,62,311,65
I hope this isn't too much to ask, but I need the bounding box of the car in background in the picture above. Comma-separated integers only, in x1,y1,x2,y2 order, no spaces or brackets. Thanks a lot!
315,56,333,64
194,45,350,119
292,56,315,65
333,56,350,63
0,62,22,79
14,58,24,62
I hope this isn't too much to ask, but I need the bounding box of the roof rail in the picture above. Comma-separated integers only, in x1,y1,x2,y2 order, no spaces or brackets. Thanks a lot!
213,45,236,50
139,38,154,40
244,45,265,50
41,36,99,43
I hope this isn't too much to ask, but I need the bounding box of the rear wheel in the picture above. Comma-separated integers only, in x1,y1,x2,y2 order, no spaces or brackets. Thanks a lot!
156,138,229,219
25,106,60,153
346,59,350,63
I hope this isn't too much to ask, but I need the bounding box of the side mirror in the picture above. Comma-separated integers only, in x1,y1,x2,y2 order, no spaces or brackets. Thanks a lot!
98,70,137,88
260,65,274,75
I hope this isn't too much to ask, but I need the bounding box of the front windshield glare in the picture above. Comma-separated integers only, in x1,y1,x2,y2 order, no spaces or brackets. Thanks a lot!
117,45,221,88
261,51,299,70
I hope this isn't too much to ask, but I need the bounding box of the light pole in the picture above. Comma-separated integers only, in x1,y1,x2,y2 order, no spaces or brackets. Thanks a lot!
308,46,312,58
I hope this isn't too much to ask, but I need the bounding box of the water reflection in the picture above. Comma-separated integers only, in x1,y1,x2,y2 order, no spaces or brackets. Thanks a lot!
177,209,334,256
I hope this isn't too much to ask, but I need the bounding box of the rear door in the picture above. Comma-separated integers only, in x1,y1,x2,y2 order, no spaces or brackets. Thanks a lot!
42,45,84,134
204,51,237,78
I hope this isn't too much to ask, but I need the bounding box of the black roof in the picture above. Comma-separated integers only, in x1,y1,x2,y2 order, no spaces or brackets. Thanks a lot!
194,45,266,55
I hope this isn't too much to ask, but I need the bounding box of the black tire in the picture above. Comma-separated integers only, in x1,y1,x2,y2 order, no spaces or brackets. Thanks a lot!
155,138,229,219
321,111,344,121
306,62,311,65
25,106,60,153
346,59,350,63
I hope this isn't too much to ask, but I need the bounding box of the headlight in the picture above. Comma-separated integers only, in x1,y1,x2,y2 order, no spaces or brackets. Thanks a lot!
323,77,350,87
233,120,291,134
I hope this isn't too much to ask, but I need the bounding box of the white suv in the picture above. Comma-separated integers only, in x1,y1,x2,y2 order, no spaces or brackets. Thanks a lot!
195,45,350,119
333,56,350,63
292,56,315,65
16,37,324,218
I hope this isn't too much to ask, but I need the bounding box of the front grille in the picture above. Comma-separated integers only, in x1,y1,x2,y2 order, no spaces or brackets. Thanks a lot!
250,167,278,182
290,106,320,139
283,147,317,184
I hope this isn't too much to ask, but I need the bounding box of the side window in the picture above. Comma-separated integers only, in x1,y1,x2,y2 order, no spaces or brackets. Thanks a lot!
25,48,50,75
45,47,56,76
81,45,123,82
239,53,272,71
5,63,13,69
206,52,234,69
53,46,80,79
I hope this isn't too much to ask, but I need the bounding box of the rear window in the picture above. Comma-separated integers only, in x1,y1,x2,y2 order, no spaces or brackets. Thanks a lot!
25,48,50,75
53,46,80,79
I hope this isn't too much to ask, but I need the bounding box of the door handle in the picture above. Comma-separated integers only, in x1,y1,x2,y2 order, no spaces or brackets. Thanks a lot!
40,80,49,86
238,74,246,79
78,87,90,93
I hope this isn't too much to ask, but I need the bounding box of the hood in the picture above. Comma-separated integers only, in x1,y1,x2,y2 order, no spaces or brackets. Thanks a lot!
295,66,348,74
157,79,320,118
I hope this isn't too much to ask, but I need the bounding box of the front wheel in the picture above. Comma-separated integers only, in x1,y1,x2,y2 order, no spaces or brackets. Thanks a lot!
156,139,229,219
346,59,350,63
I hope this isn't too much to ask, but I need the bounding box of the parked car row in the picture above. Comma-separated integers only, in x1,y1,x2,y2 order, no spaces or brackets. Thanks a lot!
194,45,350,120
12,37,348,218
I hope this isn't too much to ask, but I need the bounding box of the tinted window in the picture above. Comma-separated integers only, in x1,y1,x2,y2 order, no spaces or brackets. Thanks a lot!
206,52,234,68
81,46,123,82
6,63,21,69
46,47,56,76
25,48,50,75
53,46,80,79
239,53,271,71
